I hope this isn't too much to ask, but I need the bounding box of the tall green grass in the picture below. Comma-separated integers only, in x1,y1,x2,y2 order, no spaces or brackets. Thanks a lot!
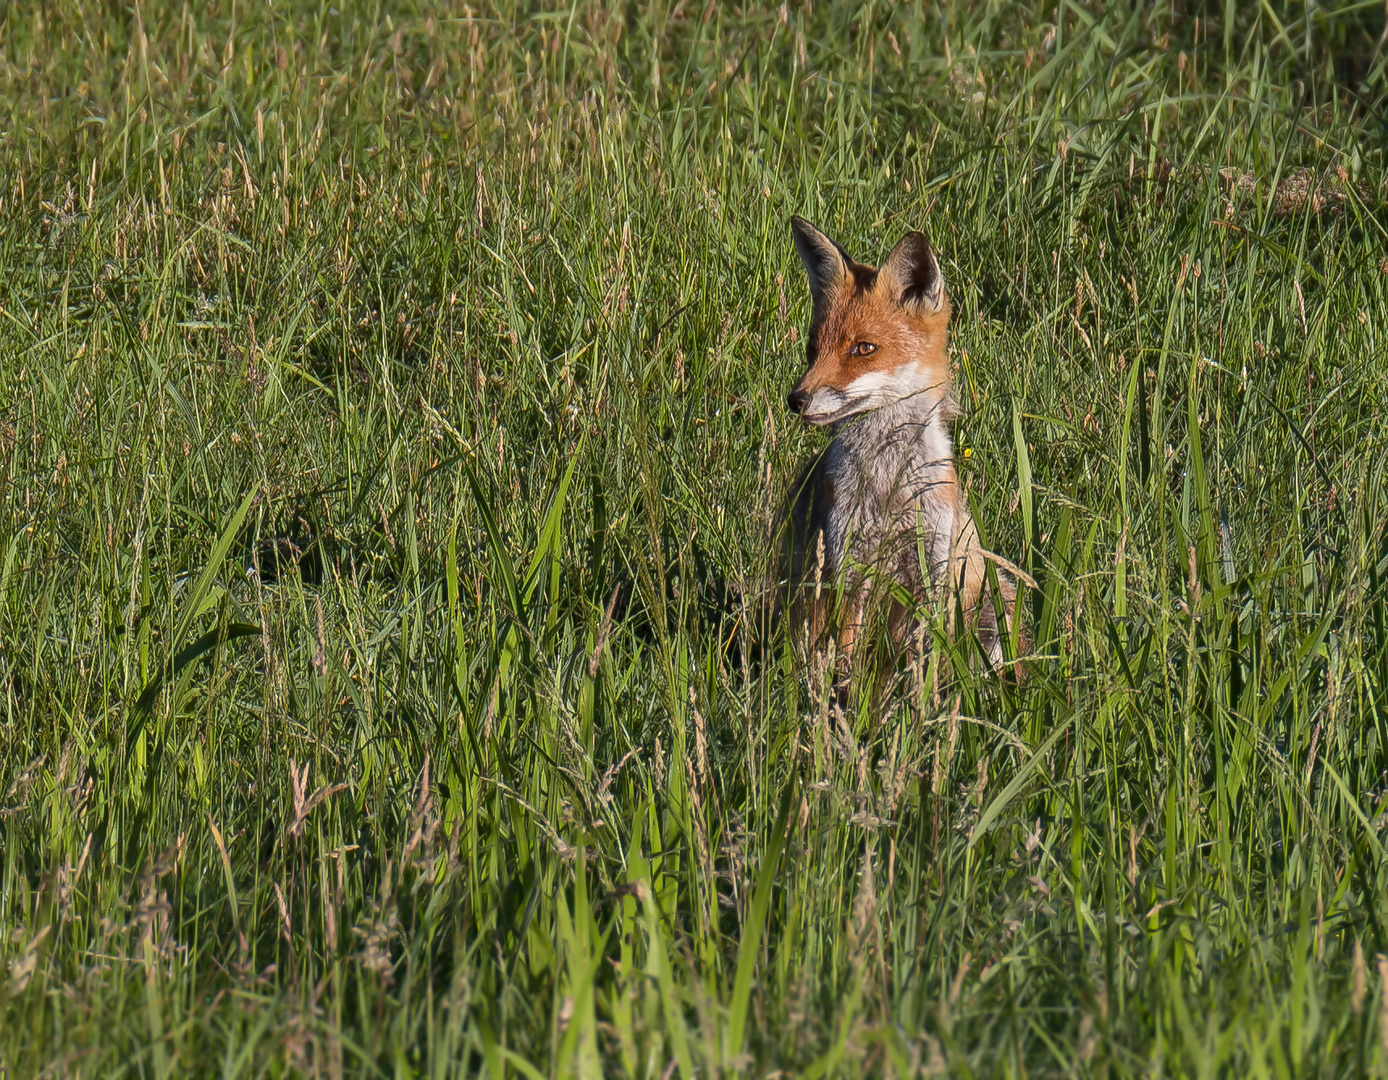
1,0,1386,1074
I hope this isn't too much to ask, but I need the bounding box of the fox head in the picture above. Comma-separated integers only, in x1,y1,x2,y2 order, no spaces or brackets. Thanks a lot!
786,217,952,426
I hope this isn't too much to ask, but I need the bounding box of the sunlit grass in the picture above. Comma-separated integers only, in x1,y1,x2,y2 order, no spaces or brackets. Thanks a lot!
1,0,1387,1075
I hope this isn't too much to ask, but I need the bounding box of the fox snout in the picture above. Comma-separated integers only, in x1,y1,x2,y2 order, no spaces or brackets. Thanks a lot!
786,381,851,425
786,386,843,417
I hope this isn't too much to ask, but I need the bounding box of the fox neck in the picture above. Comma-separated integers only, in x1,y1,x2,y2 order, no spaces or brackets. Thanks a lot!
831,390,958,514
843,389,959,506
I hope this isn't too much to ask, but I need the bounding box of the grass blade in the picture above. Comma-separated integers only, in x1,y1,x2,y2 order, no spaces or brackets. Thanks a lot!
726,771,798,1070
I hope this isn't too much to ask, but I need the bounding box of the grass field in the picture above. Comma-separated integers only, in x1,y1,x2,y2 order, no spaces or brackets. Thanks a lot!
2,0,1387,1075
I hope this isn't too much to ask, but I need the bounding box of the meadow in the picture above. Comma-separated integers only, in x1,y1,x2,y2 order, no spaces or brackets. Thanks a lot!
1,0,1386,1075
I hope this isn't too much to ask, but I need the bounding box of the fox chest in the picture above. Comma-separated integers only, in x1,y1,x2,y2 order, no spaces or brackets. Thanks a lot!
816,424,957,585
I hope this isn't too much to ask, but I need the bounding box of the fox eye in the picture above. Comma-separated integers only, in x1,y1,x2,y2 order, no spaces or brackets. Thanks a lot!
848,341,878,357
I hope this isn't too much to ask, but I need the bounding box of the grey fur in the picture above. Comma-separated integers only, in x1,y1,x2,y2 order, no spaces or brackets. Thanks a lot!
820,392,957,588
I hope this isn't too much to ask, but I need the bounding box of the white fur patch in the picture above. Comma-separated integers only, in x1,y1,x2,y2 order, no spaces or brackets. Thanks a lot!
843,363,940,410
801,362,947,424
801,387,848,424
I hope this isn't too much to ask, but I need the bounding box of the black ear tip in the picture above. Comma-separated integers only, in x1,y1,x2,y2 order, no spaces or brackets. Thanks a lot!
790,215,812,235
901,230,932,252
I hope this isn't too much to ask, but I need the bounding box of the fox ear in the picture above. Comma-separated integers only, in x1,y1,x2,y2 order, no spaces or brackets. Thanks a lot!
879,231,945,315
790,216,851,306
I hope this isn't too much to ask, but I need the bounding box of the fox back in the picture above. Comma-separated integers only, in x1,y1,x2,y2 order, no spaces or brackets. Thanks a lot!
782,216,1018,667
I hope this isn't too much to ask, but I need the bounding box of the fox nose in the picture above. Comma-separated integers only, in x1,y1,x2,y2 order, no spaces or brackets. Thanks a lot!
787,388,810,415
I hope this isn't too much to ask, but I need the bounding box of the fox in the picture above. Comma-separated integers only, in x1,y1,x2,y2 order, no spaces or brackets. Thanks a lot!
781,216,1022,671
